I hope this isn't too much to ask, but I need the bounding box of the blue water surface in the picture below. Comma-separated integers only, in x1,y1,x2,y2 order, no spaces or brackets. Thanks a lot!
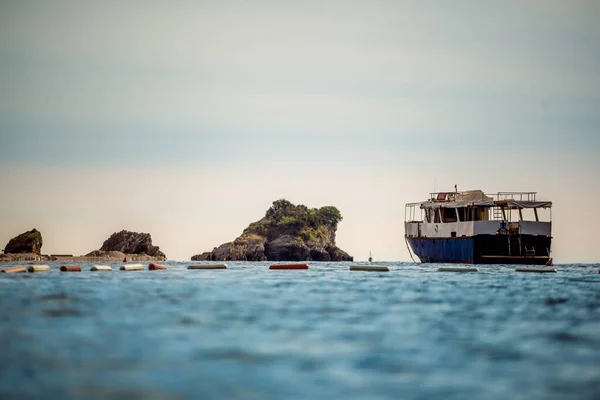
0,261,599,400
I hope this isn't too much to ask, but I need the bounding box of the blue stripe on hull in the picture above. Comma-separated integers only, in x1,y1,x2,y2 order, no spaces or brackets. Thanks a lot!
408,237,474,264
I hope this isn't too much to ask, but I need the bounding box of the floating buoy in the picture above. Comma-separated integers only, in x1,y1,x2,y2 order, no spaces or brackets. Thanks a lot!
91,265,112,271
546,258,553,266
120,264,143,271
269,263,309,270
1,265,27,274
149,263,167,270
349,265,389,272
123,256,127,262
60,265,81,272
27,265,50,273
516,267,557,273
188,264,227,270
438,267,479,272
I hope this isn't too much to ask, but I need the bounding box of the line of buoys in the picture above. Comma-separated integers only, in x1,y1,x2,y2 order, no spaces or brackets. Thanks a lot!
438,267,479,272
0,263,575,275
515,267,557,273
91,265,112,271
188,264,227,270
349,265,390,272
269,263,309,270
120,264,143,271
60,265,81,272
27,265,50,273
1,265,27,273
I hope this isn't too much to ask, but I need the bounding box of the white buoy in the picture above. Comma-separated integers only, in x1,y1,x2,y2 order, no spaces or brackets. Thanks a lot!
438,267,479,272
27,265,50,273
188,264,227,270
91,265,112,271
349,265,390,272
515,267,557,273
120,264,144,271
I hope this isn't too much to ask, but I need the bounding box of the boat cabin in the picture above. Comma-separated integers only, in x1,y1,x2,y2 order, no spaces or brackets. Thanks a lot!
404,190,552,264
405,190,552,239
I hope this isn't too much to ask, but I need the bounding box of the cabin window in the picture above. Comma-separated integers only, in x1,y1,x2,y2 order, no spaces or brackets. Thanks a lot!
442,208,457,223
471,207,488,221
424,209,432,223
458,207,483,221
457,208,472,222
434,209,441,223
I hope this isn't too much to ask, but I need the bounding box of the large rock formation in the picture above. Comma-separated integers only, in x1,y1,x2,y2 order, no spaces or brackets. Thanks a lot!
191,199,353,262
4,228,43,255
85,230,166,260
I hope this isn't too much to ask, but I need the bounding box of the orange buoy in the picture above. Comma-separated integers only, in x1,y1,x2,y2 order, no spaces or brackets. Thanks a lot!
1,265,27,274
546,258,553,266
269,263,309,270
60,265,81,272
148,263,167,270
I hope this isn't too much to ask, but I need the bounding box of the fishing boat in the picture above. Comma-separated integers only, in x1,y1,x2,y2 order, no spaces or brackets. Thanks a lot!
404,189,552,264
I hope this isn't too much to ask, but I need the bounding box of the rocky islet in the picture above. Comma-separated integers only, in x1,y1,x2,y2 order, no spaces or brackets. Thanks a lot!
1,229,167,261
192,199,353,262
85,230,167,260
2,200,352,262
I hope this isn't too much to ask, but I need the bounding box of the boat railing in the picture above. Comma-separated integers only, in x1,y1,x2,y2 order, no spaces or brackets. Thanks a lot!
427,191,538,202
494,192,537,202
405,202,423,222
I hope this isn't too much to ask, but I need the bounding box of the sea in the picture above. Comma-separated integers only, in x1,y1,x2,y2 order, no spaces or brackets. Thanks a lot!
0,261,598,400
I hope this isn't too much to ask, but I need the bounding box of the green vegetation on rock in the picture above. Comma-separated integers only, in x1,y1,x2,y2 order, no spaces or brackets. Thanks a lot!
263,198,343,231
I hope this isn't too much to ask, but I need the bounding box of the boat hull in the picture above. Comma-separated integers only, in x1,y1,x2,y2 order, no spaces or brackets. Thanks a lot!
407,234,551,265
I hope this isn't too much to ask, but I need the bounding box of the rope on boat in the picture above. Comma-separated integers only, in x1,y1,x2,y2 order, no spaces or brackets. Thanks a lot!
404,236,416,263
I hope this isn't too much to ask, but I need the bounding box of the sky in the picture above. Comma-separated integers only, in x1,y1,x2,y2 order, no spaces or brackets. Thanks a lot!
1,0,599,262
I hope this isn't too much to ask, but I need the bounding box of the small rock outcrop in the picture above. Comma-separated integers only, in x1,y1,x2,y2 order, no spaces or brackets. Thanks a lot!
86,230,166,260
191,199,353,262
4,228,43,255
